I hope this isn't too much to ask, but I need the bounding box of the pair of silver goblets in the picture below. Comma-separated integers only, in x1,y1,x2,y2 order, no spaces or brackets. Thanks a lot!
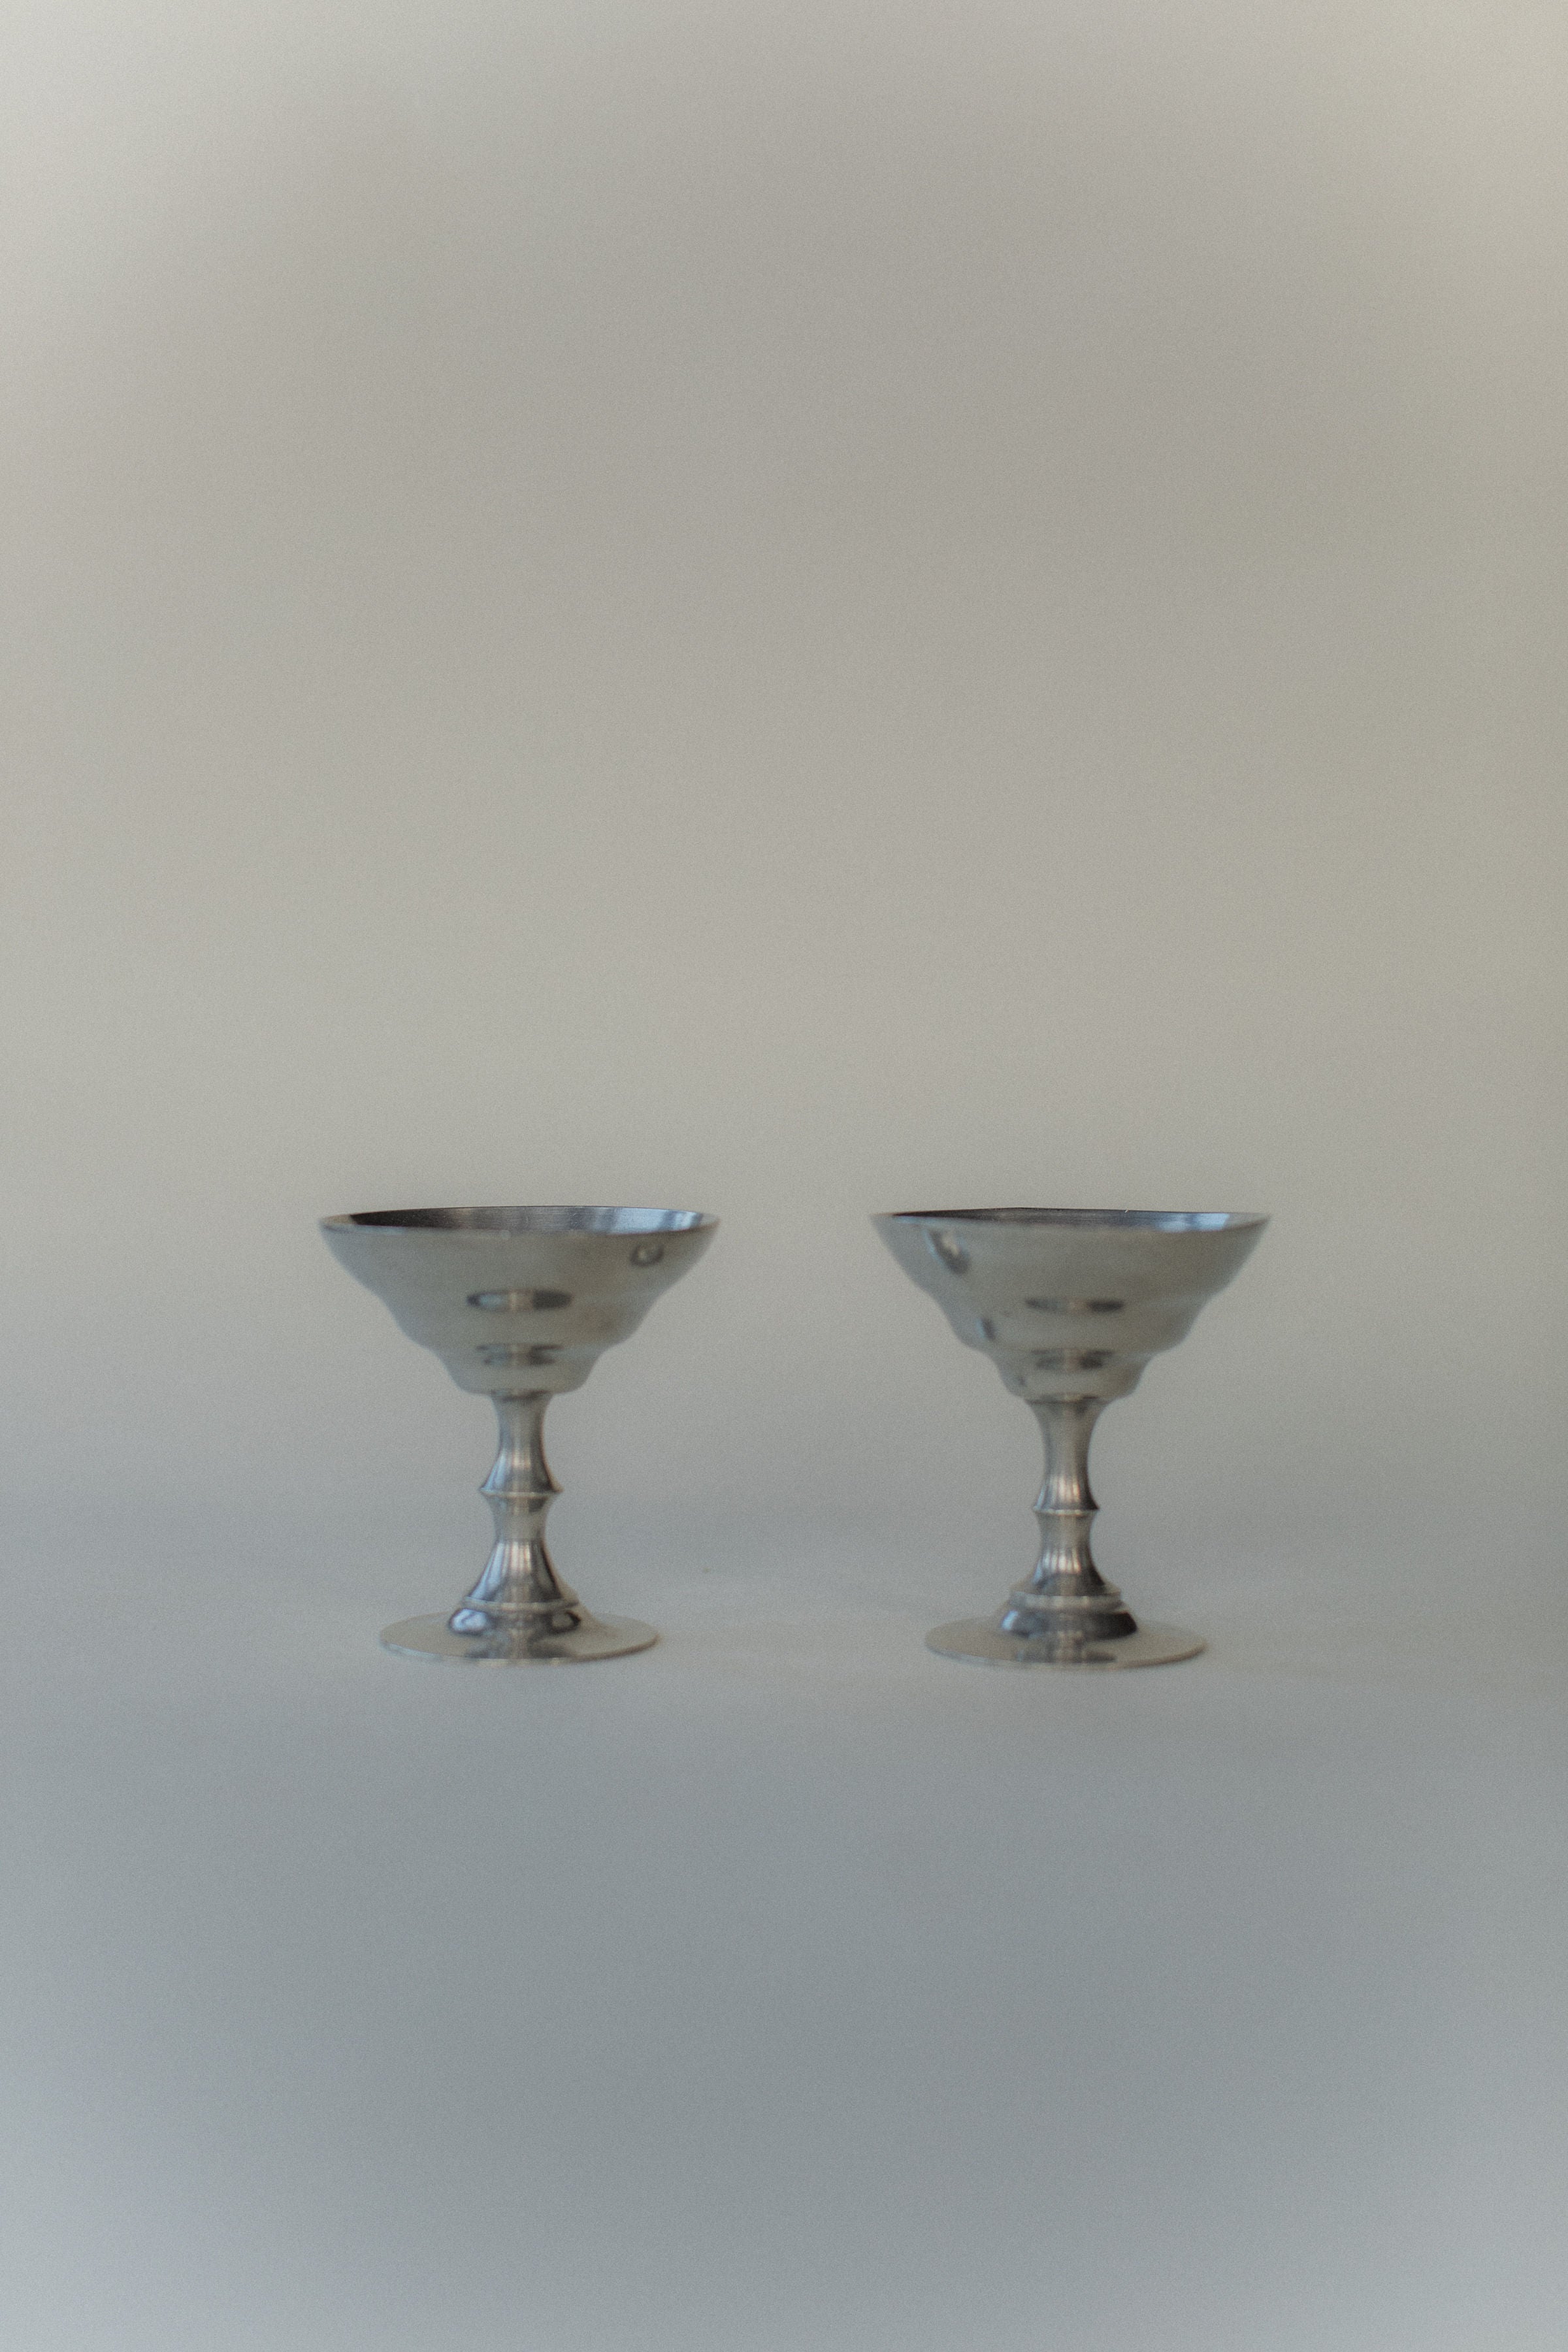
322,1203,1267,1671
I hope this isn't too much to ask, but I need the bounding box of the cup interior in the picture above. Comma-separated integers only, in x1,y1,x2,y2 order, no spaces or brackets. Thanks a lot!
878,1208,1266,1232
323,1206,714,1236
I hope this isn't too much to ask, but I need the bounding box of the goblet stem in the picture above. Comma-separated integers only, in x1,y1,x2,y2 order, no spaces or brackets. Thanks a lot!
997,1397,1136,1639
448,1392,581,1635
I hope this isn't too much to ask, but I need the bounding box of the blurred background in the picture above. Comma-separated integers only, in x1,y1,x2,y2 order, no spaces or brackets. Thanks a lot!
1,3,1564,2347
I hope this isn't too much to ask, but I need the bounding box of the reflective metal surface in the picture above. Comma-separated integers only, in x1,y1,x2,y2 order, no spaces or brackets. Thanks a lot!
874,1207,1268,1669
321,1206,717,1662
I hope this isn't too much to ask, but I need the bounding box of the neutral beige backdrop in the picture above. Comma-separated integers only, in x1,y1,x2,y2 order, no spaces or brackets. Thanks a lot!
2,5,1565,2348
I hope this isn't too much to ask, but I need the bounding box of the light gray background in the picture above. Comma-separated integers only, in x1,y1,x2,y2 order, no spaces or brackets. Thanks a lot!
2,3,1565,2347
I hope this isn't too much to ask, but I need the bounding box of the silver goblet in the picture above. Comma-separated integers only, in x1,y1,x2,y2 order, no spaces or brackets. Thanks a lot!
874,1208,1267,1668
321,1205,717,1662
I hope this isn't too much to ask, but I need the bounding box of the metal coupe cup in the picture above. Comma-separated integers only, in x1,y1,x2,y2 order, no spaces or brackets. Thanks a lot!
321,1205,717,1662
874,1207,1267,1668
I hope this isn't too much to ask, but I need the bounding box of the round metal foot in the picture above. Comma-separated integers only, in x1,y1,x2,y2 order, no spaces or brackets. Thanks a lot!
926,1617,1205,1669
380,1612,659,1663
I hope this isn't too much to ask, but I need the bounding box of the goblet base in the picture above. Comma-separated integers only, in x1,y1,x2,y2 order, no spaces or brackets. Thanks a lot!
926,1617,1205,1669
380,1612,659,1664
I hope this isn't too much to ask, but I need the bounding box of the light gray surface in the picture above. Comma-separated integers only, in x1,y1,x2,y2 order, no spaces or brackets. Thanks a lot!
3,0,1567,2340
2,1522,1565,2351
